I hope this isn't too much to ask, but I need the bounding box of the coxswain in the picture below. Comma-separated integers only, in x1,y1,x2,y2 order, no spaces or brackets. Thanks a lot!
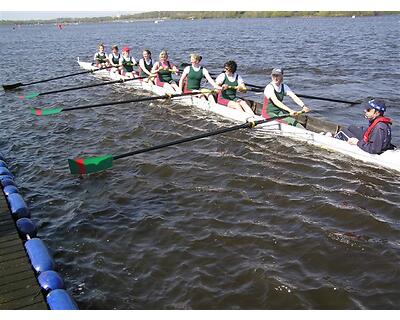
151,50,180,93
108,45,121,74
335,98,395,154
119,47,138,79
138,49,154,82
179,53,220,102
215,60,254,116
93,43,109,68
262,68,310,127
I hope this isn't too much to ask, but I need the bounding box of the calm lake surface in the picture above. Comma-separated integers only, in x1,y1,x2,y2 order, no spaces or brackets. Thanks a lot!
0,16,399,309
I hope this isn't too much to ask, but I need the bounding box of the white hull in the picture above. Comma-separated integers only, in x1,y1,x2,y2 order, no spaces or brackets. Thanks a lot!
77,60,400,173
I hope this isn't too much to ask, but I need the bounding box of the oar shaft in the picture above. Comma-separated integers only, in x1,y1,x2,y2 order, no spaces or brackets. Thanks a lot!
36,76,147,97
23,66,114,86
244,83,264,90
63,95,166,112
114,123,251,160
3,65,112,90
244,89,358,105
237,83,360,105
22,69,96,86
61,91,208,112
113,114,289,161
296,94,358,105
37,79,123,96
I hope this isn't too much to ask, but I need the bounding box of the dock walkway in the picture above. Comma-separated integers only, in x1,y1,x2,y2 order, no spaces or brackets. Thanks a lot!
0,192,47,310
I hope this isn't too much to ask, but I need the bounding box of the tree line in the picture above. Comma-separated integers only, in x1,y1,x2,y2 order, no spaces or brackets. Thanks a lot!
1,11,397,25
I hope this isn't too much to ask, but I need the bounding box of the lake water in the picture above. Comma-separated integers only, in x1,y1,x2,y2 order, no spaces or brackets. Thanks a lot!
0,16,399,309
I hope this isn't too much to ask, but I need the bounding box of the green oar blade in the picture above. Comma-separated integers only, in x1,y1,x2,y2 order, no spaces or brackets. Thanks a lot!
30,107,63,116
68,154,113,175
19,92,40,99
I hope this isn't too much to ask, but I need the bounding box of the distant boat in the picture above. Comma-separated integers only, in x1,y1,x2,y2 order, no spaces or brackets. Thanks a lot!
352,15,356,19
154,19,164,24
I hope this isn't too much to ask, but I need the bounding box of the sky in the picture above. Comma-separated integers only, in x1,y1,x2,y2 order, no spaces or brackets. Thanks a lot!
0,0,398,20
0,11,140,21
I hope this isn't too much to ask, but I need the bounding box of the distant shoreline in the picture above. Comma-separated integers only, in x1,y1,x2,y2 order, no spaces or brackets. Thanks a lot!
1,11,399,25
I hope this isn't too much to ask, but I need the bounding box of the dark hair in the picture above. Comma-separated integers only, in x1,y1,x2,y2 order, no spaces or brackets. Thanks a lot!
224,60,237,73
143,49,151,56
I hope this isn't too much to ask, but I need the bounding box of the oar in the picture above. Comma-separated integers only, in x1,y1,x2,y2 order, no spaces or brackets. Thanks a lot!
2,65,116,90
244,87,361,105
295,94,361,105
19,75,152,100
180,63,361,105
239,83,362,105
225,83,361,105
68,113,291,175
30,89,216,116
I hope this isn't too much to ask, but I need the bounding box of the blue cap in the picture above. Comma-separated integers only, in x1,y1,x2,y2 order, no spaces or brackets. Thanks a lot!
365,99,386,113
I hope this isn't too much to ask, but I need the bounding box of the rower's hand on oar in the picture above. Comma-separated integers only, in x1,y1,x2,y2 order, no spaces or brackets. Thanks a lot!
224,85,246,93
292,109,308,117
237,85,247,93
301,105,311,113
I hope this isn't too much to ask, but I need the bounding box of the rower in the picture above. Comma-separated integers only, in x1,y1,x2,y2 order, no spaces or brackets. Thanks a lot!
108,45,121,74
151,50,180,93
93,43,109,68
138,49,154,82
119,47,138,79
262,68,310,127
215,60,254,116
335,98,395,154
179,53,220,102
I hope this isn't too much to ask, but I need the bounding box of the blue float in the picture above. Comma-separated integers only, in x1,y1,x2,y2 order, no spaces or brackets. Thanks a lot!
25,238,55,273
3,184,19,196
38,270,65,291
7,193,30,219
0,152,78,309
0,167,14,178
1,176,15,188
46,289,78,310
16,218,37,239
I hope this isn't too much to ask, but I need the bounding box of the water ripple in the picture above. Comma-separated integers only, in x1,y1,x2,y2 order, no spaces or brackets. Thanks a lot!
1,16,399,309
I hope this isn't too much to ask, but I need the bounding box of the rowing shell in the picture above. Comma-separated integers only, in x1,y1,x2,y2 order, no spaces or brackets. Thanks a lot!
77,58,400,174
